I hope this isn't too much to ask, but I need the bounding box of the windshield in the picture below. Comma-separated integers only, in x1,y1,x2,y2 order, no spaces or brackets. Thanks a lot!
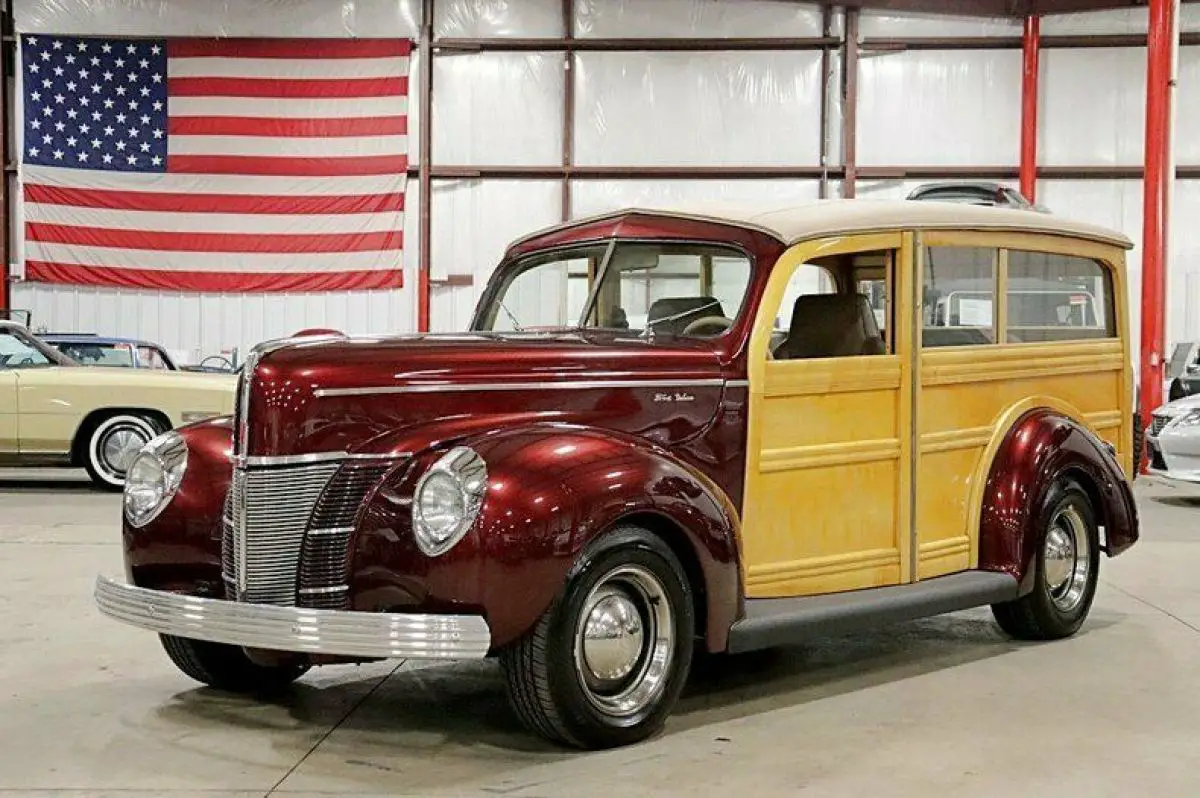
53,341,136,367
0,328,65,369
474,241,754,338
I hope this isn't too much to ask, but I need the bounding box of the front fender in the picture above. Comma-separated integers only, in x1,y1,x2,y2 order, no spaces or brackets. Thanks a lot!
466,424,743,651
979,409,1139,592
350,423,743,652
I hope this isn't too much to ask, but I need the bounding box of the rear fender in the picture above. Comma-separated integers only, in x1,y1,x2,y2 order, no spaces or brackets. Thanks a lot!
460,423,743,651
977,406,1138,593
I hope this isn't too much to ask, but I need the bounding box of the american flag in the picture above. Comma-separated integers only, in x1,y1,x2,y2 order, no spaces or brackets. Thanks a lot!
19,34,409,292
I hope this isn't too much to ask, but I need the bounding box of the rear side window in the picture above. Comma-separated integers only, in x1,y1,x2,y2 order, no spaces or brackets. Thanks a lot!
922,246,998,348
1006,251,1115,342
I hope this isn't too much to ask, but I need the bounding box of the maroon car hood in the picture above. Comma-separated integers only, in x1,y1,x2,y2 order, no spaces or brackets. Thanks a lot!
244,331,729,458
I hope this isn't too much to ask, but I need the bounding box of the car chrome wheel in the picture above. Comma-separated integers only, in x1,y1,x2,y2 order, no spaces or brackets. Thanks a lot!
573,564,674,719
85,414,159,490
1044,504,1091,613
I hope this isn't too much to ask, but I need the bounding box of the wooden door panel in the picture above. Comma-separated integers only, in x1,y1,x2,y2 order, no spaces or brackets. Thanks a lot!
742,232,914,600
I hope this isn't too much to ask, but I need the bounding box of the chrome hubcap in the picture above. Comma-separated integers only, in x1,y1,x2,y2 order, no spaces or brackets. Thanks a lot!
581,588,644,681
573,564,674,719
1044,504,1091,612
101,427,148,476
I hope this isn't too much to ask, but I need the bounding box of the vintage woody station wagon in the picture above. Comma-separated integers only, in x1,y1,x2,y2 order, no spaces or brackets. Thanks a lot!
95,199,1140,749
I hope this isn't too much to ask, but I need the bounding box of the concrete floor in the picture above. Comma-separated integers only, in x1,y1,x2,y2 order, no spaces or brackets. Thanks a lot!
0,469,1197,798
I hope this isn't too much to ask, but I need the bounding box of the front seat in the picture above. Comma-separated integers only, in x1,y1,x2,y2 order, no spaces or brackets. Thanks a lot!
776,293,886,359
646,296,725,336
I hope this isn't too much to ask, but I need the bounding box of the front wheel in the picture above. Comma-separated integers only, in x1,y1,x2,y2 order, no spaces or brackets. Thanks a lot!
160,635,310,693
992,478,1100,640
83,413,161,491
500,527,695,749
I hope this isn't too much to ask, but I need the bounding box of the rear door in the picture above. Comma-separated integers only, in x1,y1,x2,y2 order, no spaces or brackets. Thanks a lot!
914,231,1128,580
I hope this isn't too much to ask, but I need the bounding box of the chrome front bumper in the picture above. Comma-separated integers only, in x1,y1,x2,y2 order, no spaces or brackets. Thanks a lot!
94,575,492,660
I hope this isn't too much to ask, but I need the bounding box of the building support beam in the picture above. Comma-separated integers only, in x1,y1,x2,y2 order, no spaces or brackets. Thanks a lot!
1020,16,1041,203
842,8,861,198
417,0,434,333
1139,0,1178,470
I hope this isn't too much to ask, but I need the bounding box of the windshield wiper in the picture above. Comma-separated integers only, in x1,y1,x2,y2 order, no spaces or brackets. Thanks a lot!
497,301,524,332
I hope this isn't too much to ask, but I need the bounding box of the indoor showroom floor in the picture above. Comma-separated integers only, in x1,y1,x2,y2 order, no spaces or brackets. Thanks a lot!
1,472,1197,798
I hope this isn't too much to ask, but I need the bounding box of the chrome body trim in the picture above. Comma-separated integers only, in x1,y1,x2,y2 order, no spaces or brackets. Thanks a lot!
243,452,405,467
94,575,492,660
306,526,355,537
314,378,730,398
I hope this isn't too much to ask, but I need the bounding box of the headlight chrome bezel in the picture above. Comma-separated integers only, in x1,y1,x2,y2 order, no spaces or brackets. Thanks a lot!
412,446,488,557
123,431,189,528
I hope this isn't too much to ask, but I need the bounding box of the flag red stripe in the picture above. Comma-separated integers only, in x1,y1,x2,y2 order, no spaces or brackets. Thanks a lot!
25,261,403,292
24,183,405,215
169,115,408,137
168,154,408,176
168,76,408,98
27,223,403,254
169,38,412,60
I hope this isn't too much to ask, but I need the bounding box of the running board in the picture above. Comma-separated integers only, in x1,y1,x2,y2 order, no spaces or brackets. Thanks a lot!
726,571,1020,654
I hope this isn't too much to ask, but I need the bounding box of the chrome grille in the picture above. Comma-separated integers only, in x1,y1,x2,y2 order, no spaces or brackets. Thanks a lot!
1151,414,1173,436
297,462,391,610
223,462,341,606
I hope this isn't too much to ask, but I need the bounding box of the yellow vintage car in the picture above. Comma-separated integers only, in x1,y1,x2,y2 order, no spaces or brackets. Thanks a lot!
0,321,235,489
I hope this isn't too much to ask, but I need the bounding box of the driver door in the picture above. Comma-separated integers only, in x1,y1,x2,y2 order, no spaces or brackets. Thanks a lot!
740,232,917,598
0,370,17,454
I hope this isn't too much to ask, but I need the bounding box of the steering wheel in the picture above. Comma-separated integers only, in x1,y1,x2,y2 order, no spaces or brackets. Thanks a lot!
681,315,734,337
199,355,236,372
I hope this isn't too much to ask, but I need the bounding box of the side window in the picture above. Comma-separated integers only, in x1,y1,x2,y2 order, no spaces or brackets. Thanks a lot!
1006,250,1115,342
768,250,892,361
922,246,998,348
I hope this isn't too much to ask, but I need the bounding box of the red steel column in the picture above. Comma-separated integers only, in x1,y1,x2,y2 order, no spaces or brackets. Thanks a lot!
1139,0,1176,470
1019,16,1040,203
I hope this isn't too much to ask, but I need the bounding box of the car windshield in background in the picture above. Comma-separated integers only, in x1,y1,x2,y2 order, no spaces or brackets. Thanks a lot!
474,242,753,339
54,342,136,367
0,329,56,368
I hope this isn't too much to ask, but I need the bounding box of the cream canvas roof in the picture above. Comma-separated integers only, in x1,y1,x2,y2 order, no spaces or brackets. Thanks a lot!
508,198,1134,251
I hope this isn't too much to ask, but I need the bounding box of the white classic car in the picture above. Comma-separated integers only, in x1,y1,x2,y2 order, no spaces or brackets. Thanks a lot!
0,321,235,489
1145,392,1200,484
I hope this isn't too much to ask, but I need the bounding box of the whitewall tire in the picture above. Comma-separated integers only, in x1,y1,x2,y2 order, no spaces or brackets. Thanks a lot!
84,413,160,491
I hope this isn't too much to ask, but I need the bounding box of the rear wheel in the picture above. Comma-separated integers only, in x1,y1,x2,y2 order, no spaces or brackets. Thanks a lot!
992,478,1100,640
82,413,161,491
500,527,695,749
160,635,310,692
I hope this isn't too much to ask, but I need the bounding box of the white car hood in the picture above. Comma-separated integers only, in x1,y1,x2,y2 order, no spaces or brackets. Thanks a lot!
1158,393,1200,414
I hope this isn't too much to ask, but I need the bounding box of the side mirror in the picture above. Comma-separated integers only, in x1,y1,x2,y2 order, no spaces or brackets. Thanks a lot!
1186,363,1200,376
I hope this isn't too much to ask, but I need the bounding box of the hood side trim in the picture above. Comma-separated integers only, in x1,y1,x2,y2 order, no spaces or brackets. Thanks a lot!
313,377,729,398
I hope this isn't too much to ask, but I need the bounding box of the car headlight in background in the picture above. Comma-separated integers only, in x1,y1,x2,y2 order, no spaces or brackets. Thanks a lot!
124,431,189,528
412,446,488,557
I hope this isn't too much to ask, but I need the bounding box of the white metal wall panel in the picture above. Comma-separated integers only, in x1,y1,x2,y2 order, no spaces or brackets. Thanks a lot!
1042,7,1200,35
1040,48,1146,166
858,11,1020,38
15,0,420,37
572,179,821,220
575,0,825,38
857,50,1022,166
574,51,826,166
429,179,560,332
433,53,564,165
435,0,564,38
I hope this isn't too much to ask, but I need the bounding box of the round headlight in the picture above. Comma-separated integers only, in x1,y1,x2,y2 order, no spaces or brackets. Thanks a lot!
412,446,487,557
123,431,188,528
